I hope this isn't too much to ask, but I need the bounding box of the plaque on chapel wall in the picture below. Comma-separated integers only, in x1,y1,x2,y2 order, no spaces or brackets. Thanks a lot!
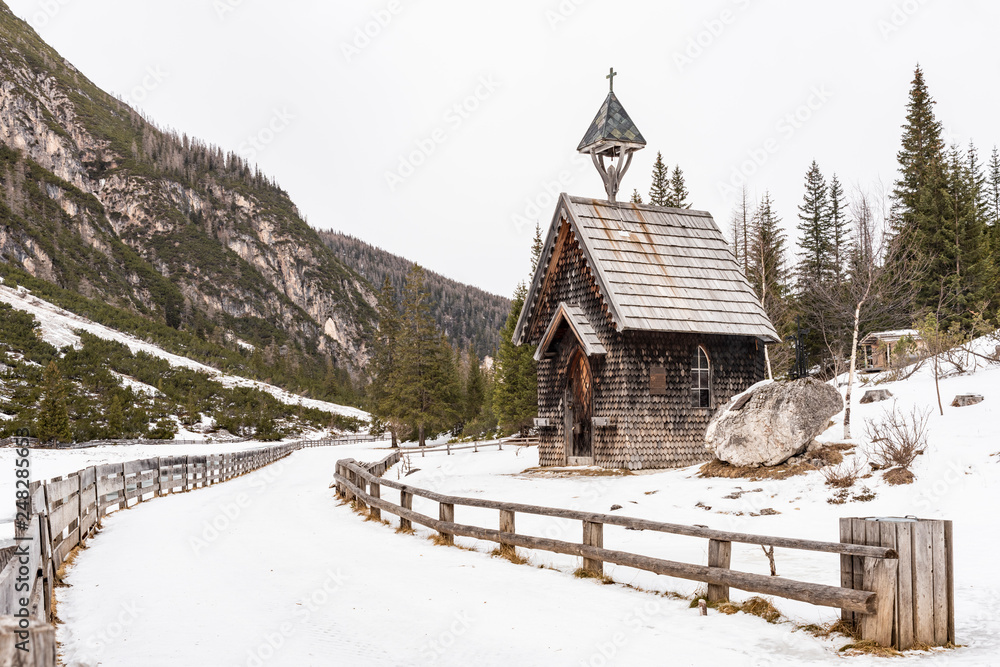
650,366,667,396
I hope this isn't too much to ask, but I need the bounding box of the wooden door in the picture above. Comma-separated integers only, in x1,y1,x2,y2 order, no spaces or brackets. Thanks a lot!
568,350,593,459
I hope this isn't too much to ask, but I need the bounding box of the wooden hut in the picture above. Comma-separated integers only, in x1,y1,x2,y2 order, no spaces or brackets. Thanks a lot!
859,329,923,372
512,74,778,470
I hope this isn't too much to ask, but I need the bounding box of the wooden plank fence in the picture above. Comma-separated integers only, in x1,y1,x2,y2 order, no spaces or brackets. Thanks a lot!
395,436,539,457
296,434,379,448
334,457,902,647
0,443,298,636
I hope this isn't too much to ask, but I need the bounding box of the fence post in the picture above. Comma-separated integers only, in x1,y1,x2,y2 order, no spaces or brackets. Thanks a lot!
400,490,412,531
370,482,381,521
0,616,57,666
582,520,603,576
438,502,455,545
707,539,733,603
499,510,516,560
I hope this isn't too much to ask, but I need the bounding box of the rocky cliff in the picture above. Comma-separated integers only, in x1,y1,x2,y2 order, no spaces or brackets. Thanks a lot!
0,4,376,376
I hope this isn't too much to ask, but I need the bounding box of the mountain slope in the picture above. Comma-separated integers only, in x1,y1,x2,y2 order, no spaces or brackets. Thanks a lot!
320,231,510,357
0,4,376,387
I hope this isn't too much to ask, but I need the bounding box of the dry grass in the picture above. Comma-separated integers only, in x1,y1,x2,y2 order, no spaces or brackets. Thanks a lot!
573,568,615,584
822,455,866,489
520,467,634,478
490,547,529,565
395,525,416,535
740,596,782,623
699,458,816,481
701,444,858,481
428,534,454,547
799,619,860,640
883,467,916,485
838,640,904,657
693,595,782,623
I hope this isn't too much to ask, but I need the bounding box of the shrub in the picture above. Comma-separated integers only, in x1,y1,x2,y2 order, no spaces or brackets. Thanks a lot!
821,455,866,488
865,403,930,471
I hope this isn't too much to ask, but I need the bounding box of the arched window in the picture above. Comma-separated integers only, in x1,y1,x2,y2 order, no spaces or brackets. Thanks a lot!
692,347,711,408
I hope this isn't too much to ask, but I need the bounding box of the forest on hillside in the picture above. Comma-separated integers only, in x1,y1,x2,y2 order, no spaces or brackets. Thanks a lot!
630,66,1000,382
319,231,510,359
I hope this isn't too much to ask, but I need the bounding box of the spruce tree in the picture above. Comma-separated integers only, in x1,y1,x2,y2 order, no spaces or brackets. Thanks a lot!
749,193,792,377
493,283,538,436
463,345,486,424
991,147,1000,283
891,65,954,315
37,361,72,444
107,394,124,438
369,276,402,445
953,143,993,322
796,160,830,285
648,152,670,207
393,265,457,445
828,174,850,288
630,189,643,204
669,166,690,208
531,223,544,274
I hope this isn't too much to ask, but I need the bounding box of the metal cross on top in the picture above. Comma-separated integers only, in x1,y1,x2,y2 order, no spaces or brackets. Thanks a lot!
607,67,617,92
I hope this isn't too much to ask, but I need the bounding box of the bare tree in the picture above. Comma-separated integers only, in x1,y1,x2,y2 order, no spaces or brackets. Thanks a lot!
809,184,923,439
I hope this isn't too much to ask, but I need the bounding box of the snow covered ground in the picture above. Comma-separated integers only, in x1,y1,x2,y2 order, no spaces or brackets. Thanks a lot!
31,341,1000,665
0,282,368,419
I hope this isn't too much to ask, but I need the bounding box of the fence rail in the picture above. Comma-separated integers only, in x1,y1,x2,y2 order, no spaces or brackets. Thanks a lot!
334,457,899,645
296,434,379,448
395,436,539,457
1,436,252,449
0,443,298,626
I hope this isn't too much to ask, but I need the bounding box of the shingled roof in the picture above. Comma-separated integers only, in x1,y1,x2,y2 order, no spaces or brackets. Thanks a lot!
577,92,646,153
514,194,780,345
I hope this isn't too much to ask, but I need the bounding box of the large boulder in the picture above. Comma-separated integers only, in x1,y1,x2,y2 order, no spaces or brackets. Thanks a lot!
705,379,844,467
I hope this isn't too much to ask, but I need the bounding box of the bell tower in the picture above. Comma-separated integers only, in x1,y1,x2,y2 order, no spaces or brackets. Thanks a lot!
577,68,647,204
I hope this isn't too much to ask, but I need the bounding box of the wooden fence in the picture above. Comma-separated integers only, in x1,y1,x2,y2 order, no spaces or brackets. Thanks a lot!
0,444,297,627
395,436,540,457
0,436,251,450
295,433,379,448
334,457,900,647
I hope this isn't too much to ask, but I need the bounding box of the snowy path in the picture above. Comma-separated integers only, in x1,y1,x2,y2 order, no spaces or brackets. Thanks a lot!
55,446,988,667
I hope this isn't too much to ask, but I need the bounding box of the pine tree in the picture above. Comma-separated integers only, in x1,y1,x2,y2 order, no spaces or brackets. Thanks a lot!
648,152,670,207
393,265,458,445
952,143,993,323
531,223,544,274
828,174,850,288
669,166,690,208
493,283,538,436
630,189,643,204
991,147,1000,283
369,276,402,446
989,146,1000,226
749,193,792,378
107,394,124,438
891,65,954,316
463,346,486,424
796,160,830,285
37,361,72,444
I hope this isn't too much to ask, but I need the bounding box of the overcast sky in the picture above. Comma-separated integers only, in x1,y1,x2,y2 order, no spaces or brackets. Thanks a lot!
7,0,1000,297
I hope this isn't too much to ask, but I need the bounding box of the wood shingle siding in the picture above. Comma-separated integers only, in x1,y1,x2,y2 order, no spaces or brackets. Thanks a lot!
515,192,775,470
